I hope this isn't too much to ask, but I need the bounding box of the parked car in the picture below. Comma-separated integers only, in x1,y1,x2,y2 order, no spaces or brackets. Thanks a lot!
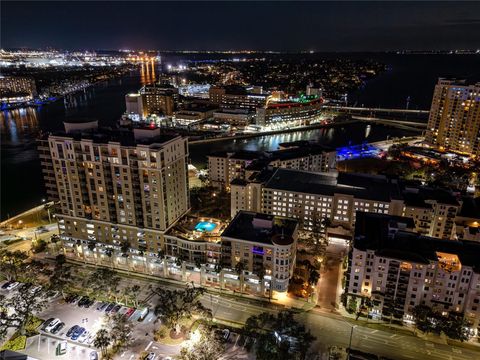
29,285,42,294
137,307,150,321
78,330,90,343
118,306,129,316
222,329,230,341
6,282,20,291
42,318,55,330
144,353,156,360
71,327,85,341
78,296,89,307
84,298,95,308
70,295,81,305
96,302,107,311
124,307,135,318
56,341,67,356
1,280,14,289
45,318,61,332
104,303,116,313
66,294,80,304
111,304,122,314
89,351,98,360
66,325,80,337
51,322,65,335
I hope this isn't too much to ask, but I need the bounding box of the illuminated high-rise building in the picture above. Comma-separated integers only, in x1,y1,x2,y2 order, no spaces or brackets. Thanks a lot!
38,121,189,255
426,79,480,157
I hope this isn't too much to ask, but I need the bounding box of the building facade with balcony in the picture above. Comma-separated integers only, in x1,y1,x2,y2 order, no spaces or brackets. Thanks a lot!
221,211,299,292
346,212,480,329
209,85,270,111
255,95,323,128
39,122,189,260
425,79,480,157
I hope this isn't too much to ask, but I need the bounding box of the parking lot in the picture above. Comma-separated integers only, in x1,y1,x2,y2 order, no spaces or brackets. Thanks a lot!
0,281,157,359
1,278,257,360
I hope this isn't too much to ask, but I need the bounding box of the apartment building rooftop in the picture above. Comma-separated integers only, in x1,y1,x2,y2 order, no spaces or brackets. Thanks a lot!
402,187,459,207
44,125,181,148
354,212,480,272
222,211,297,246
265,168,401,202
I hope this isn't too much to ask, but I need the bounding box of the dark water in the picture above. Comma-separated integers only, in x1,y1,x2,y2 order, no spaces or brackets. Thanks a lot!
189,123,416,169
1,54,479,219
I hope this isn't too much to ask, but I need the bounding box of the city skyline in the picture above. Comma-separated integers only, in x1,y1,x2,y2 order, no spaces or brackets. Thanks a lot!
2,1,480,52
1,3,480,359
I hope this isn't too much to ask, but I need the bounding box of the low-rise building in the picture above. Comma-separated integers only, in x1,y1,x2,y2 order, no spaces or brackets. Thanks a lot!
208,151,261,189
173,103,219,127
455,197,480,242
209,85,270,111
213,109,255,127
256,95,323,128
260,169,403,236
0,75,37,103
221,211,299,292
346,212,480,329
401,188,460,240
208,143,336,189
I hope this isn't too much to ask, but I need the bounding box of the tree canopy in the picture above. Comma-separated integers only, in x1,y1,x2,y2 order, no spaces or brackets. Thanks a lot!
178,326,225,360
152,283,211,333
244,310,315,360
0,285,47,340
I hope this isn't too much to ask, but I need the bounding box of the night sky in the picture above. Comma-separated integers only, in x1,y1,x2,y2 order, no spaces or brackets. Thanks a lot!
2,1,480,52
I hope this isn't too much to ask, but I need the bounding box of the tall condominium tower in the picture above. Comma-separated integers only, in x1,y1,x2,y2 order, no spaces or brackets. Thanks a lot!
38,121,189,254
426,79,480,157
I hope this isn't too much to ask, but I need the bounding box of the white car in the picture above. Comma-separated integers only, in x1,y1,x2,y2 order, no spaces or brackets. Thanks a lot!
6,282,20,291
45,318,61,332
85,332,96,345
78,330,90,343
144,353,156,360
29,285,42,294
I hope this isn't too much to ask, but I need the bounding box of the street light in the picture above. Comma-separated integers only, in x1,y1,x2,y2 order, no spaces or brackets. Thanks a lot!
348,325,357,358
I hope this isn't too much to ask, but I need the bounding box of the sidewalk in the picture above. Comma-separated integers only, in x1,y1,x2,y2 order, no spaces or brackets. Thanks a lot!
55,256,292,312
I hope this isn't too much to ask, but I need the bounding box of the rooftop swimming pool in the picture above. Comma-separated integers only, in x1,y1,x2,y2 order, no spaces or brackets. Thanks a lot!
194,221,217,232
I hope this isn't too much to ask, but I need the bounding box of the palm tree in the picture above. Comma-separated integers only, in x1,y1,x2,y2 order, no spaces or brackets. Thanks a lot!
235,261,246,293
87,241,97,264
130,285,141,307
105,248,114,269
94,328,111,358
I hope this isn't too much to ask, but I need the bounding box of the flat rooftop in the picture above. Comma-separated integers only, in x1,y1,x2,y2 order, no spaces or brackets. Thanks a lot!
45,126,181,148
221,211,297,246
354,212,480,272
265,168,400,202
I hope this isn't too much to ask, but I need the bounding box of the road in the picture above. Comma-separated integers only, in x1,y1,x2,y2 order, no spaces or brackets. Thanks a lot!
8,235,480,359
97,272,480,359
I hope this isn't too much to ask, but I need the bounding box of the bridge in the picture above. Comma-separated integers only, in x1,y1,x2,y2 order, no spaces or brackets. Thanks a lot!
351,115,427,132
324,105,430,115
